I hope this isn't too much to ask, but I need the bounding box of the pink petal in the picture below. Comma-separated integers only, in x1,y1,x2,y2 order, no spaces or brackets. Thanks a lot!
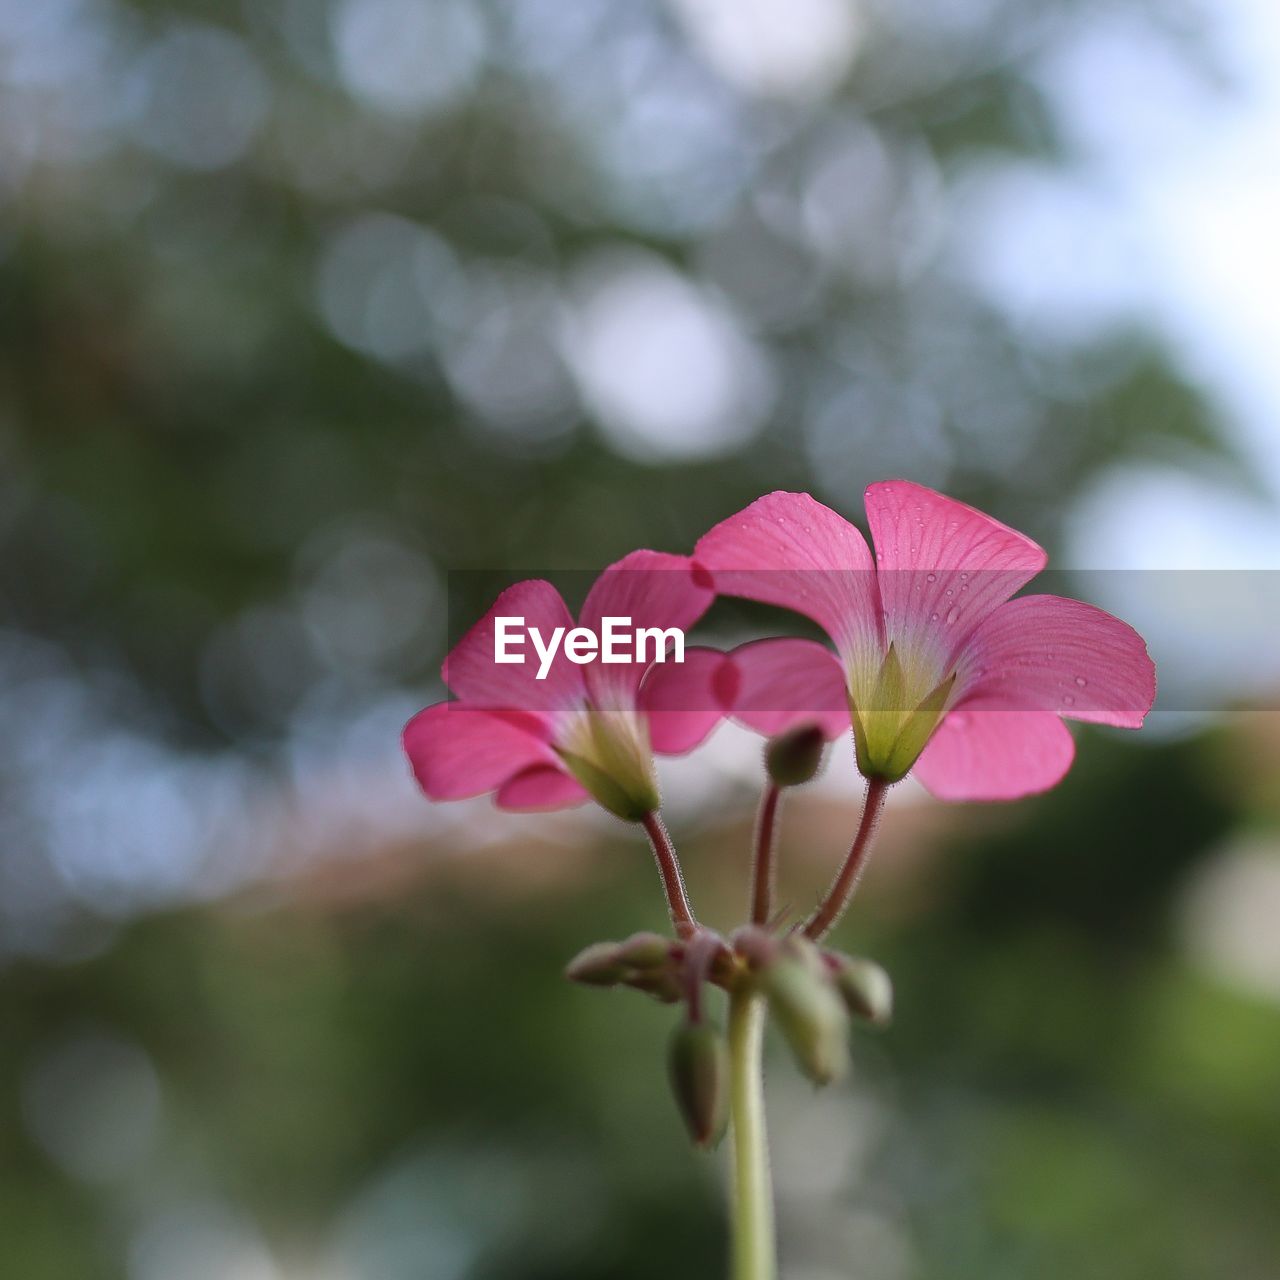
441,579,584,715
496,764,590,811
638,646,731,754
694,492,880,662
911,707,1075,801
578,550,715,708
864,480,1047,674
723,638,851,741
403,703,555,800
953,595,1156,727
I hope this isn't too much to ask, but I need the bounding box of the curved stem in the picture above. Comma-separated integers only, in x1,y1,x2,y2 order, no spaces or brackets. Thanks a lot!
802,776,889,942
750,783,781,926
728,985,776,1280
641,810,697,938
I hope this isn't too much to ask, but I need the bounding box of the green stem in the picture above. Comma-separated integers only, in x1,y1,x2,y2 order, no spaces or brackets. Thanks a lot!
727,985,776,1280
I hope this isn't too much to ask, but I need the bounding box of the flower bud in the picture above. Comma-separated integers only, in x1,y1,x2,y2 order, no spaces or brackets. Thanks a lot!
765,723,828,788
668,1023,729,1148
763,939,850,1086
564,941,626,987
626,969,683,1003
617,931,673,970
829,954,893,1027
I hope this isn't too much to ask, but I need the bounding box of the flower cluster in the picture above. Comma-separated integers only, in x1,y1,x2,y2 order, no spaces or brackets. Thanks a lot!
403,481,1155,1141
407,482,1154,815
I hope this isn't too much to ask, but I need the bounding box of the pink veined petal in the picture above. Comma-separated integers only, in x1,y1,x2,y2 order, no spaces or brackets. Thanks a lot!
403,703,555,800
441,579,585,715
864,480,1047,676
694,492,881,664
638,646,731,755
496,764,590,811
953,595,1156,727
911,706,1075,802
722,637,851,742
578,550,715,709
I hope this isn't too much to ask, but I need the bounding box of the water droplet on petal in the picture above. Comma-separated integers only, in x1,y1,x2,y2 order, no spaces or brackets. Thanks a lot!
1074,676,1087,687
926,572,936,583
1062,694,1076,706
930,611,940,622
945,607,960,624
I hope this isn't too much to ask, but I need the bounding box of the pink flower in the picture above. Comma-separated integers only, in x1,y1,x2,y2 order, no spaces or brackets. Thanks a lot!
697,481,1156,801
403,551,725,821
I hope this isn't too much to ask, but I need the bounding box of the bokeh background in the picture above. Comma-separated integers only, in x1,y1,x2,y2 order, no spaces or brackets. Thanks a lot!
4,0,1280,1277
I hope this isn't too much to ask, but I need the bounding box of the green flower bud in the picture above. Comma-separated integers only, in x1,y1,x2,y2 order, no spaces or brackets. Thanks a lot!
765,723,828,788
564,941,626,987
668,1023,729,1148
829,954,893,1027
616,931,673,970
626,969,683,1003
763,939,850,1086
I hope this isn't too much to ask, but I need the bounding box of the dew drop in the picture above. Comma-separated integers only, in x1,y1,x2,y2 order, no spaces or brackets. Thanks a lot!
930,611,940,622
1062,694,1076,706
926,572,936,583
959,572,969,581
1074,676,1087,687
945,607,960,624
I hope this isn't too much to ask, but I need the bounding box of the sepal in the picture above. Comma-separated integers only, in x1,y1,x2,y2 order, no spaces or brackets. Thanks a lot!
761,936,850,1086
668,1022,729,1148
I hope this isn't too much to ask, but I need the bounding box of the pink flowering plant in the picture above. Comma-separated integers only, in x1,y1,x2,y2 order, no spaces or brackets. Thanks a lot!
404,481,1156,1280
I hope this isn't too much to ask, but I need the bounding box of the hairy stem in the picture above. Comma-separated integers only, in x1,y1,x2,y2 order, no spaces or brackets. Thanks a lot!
641,810,697,937
802,776,889,941
728,985,776,1280
750,783,781,926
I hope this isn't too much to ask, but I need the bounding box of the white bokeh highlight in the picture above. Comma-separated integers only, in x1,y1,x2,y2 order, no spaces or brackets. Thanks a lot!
561,250,775,462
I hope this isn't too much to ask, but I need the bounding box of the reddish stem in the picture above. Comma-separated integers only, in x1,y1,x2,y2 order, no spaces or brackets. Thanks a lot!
682,929,720,1024
750,782,781,926
802,777,889,942
642,810,697,938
